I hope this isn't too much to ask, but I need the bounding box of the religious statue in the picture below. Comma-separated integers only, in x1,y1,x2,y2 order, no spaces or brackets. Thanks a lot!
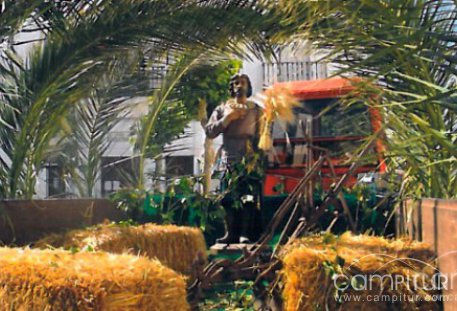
205,74,264,244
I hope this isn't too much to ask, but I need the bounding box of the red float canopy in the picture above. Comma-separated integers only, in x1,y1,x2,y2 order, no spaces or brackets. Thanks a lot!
274,77,362,100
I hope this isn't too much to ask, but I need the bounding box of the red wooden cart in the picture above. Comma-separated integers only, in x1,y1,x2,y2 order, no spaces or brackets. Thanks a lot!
264,77,386,195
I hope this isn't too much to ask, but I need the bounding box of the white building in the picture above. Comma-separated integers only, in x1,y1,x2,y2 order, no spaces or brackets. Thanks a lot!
31,45,329,198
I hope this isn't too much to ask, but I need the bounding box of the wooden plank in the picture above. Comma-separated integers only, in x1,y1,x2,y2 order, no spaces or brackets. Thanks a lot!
209,243,270,256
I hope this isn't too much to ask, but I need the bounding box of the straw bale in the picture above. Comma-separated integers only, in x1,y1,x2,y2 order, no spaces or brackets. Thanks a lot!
0,247,189,310
338,232,435,262
35,223,207,275
281,233,440,311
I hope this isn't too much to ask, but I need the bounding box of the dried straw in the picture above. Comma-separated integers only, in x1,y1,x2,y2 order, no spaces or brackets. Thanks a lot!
281,233,439,311
0,247,189,310
35,223,207,275
256,85,300,151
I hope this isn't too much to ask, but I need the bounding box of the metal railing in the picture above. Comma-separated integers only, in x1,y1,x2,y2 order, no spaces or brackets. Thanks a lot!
262,61,328,86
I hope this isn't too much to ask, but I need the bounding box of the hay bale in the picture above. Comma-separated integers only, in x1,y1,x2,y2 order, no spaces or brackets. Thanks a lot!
0,247,189,310
35,223,207,275
338,232,435,262
281,233,440,311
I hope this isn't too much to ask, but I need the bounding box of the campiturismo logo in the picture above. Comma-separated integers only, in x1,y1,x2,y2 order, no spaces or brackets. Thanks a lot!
329,251,457,303
333,270,453,292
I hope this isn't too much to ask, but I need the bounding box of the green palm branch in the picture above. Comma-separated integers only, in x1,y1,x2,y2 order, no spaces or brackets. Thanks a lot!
0,0,287,198
280,0,457,198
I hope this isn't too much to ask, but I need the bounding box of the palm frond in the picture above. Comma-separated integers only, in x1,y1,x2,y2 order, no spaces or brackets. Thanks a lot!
0,0,291,198
281,0,457,198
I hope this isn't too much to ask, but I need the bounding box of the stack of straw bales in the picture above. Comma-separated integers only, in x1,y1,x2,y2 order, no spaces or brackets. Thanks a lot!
281,232,440,311
0,247,189,310
35,223,207,275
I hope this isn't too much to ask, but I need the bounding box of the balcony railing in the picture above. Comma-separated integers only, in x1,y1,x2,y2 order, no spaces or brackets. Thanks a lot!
262,61,328,86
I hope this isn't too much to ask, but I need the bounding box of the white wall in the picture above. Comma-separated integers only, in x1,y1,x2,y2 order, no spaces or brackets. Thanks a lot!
24,40,325,197
242,59,264,92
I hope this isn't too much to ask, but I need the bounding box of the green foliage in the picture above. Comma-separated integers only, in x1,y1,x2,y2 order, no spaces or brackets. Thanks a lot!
110,176,225,234
179,59,243,115
133,53,204,189
141,99,193,157
314,183,396,235
0,1,44,39
347,185,394,235
199,281,256,311
278,0,457,199
0,1,288,199
140,59,242,161
111,188,148,221
221,153,265,210
58,61,140,197
114,219,139,227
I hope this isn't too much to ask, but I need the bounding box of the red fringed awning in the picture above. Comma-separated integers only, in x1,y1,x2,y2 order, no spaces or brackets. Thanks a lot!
274,77,362,100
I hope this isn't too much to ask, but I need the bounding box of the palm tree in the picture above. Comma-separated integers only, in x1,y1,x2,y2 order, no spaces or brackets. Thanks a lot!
0,0,287,199
57,58,140,197
278,0,457,199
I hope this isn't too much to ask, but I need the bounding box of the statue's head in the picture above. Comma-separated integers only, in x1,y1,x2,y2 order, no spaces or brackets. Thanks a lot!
229,74,252,98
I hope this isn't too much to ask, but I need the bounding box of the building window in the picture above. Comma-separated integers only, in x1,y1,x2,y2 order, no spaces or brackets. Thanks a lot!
101,157,138,197
46,163,66,197
166,156,194,177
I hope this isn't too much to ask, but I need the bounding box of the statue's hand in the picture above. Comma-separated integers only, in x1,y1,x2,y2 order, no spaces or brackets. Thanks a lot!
226,107,247,122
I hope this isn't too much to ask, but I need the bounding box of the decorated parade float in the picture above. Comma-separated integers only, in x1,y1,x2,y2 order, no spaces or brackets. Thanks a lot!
0,76,440,310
